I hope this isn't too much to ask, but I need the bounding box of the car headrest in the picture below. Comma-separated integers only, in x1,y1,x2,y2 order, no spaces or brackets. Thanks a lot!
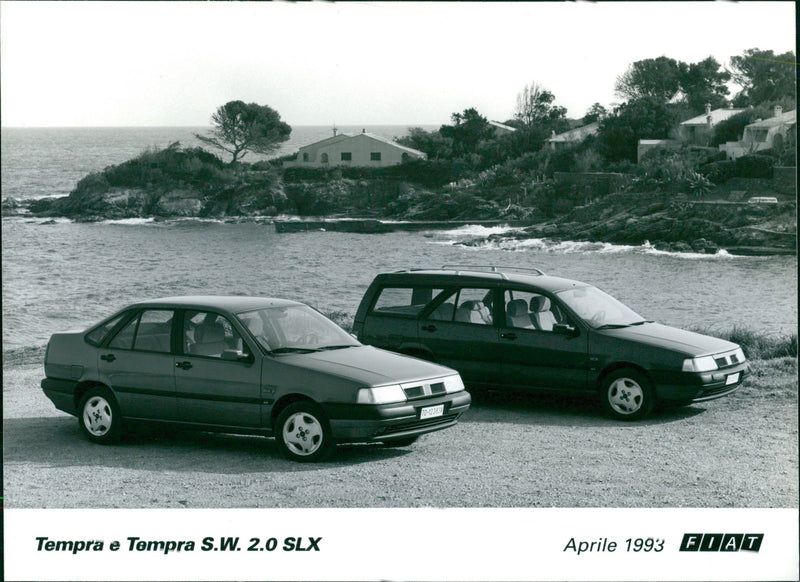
506,299,528,317
199,323,225,343
530,296,551,312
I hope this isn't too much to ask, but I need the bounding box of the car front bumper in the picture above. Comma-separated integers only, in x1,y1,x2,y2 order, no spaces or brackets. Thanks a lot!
652,362,751,403
323,390,472,442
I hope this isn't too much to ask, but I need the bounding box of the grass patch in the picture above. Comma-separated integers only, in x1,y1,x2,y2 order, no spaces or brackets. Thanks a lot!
690,326,798,360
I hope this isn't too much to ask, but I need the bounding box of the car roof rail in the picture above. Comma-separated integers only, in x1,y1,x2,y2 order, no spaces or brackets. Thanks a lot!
440,265,546,276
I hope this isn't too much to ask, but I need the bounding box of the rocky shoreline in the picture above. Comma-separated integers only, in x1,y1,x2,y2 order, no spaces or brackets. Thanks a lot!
3,177,795,256
488,192,797,255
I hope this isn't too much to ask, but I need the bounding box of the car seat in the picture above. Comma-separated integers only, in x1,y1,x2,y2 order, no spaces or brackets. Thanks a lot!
189,322,228,356
456,300,491,324
530,296,557,331
506,299,534,328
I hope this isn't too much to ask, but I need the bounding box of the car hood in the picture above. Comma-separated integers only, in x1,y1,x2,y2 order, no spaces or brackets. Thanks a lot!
598,322,739,357
275,345,458,386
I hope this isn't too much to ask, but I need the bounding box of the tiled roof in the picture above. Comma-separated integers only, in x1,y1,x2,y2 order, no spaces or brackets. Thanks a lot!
547,122,599,143
746,109,796,129
680,108,745,126
360,132,426,156
488,120,517,132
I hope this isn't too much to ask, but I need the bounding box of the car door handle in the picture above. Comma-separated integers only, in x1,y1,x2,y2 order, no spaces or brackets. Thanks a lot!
421,324,437,332
100,353,116,362
175,361,192,370
501,332,517,340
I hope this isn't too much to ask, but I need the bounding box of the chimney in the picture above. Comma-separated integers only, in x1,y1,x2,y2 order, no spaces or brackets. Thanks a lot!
332,124,338,137
362,128,366,134
705,103,711,115
774,105,782,118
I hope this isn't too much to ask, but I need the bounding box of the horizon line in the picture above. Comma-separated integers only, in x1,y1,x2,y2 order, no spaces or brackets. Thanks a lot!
1,123,443,130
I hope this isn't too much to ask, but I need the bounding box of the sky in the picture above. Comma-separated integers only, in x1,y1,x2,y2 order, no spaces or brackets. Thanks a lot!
0,1,795,128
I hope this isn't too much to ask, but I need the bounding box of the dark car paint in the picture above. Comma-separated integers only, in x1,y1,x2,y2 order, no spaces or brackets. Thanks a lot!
42,297,470,446
355,269,750,405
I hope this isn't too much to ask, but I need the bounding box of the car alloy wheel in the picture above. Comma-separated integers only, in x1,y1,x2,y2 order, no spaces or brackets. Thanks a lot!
602,369,654,420
78,387,122,444
276,402,333,462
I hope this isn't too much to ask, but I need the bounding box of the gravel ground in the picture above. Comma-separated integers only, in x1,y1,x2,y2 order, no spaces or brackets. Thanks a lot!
3,358,797,508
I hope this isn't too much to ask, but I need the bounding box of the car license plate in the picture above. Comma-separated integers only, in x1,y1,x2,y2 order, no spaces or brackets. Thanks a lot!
420,404,444,419
725,373,740,385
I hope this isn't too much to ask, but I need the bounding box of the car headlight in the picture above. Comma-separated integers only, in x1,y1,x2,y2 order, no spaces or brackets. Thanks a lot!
682,356,719,372
733,348,746,363
357,384,406,404
443,374,465,394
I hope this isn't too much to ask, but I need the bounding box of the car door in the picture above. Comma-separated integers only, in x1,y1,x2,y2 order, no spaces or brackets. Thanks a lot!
416,287,504,387
499,288,590,391
97,308,177,420
359,285,446,353
174,310,262,428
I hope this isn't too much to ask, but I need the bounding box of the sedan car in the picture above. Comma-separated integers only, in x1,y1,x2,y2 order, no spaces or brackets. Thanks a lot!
41,296,470,461
354,266,750,420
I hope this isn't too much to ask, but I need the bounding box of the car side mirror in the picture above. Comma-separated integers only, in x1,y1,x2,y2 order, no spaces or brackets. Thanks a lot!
222,349,254,364
553,323,578,337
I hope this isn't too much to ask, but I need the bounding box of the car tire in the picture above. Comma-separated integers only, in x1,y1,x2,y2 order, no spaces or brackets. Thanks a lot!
78,387,123,444
601,368,655,421
381,436,419,447
276,402,334,462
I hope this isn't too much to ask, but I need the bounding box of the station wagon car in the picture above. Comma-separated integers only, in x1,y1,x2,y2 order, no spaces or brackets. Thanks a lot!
41,296,470,461
354,266,750,420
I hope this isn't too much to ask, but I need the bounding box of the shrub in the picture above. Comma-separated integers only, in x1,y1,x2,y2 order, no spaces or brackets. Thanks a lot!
699,160,735,184
97,143,227,189
75,172,111,194
733,154,774,179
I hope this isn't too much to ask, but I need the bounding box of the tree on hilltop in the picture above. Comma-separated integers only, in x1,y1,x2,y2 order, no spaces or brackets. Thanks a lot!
439,108,494,156
596,96,680,163
615,56,731,114
728,48,797,106
513,82,567,131
615,56,684,103
195,101,291,165
582,103,608,125
679,57,731,113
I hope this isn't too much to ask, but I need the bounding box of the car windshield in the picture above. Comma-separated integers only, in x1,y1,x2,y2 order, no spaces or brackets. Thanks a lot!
556,285,646,329
237,305,360,353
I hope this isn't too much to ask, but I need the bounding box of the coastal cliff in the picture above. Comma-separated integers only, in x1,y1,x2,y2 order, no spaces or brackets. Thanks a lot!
4,145,795,255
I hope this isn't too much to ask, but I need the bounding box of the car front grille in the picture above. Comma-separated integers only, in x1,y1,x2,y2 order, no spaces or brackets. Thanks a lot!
381,413,459,435
401,381,446,400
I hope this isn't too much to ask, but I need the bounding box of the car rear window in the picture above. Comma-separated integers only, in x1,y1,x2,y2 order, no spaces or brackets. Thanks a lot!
371,286,444,317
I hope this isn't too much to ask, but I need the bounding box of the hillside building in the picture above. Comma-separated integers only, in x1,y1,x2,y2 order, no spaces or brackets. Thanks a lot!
283,129,427,168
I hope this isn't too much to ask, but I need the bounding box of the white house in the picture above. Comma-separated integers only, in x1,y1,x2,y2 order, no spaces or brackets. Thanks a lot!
488,120,517,136
719,106,796,159
679,104,744,145
546,122,599,151
283,130,427,168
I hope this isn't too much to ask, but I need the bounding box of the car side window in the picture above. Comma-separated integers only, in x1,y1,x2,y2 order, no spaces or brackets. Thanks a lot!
85,312,128,346
107,309,174,352
133,310,174,352
503,290,562,331
371,286,444,317
108,314,138,350
435,288,492,325
184,311,248,359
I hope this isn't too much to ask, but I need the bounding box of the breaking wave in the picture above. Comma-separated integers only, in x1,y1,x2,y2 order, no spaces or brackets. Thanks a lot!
433,234,737,259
